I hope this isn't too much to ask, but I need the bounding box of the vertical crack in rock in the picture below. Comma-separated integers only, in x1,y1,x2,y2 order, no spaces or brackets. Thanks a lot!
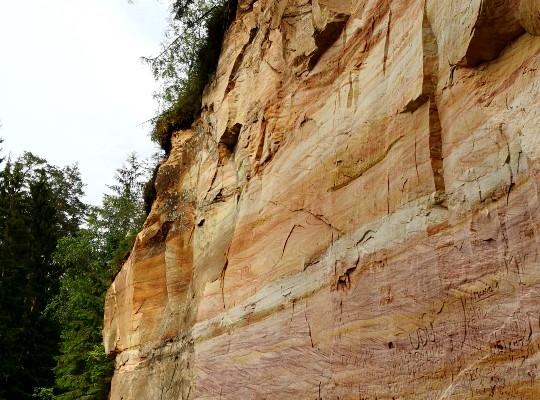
253,117,267,173
497,123,518,205
289,299,296,324
383,8,392,75
204,166,220,201
386,172,390,214
423,12,446,194
428,104,445,194
304,303,314,348
403,9,446,194
225,27,258,96
220,258,229,310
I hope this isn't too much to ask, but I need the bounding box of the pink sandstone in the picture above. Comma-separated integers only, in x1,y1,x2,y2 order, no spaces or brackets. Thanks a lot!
104,0,540,398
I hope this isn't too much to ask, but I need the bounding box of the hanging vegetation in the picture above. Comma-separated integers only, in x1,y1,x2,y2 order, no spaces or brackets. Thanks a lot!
144,0,238,154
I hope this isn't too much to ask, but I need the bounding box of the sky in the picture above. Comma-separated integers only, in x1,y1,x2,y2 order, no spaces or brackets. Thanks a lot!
0,0,170,204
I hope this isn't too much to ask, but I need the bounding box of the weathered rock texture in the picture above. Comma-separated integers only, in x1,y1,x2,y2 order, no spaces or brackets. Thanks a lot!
104,0,540,398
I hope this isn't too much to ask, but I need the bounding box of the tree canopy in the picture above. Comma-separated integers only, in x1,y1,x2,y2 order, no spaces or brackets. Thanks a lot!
0,153,85,399
0,148,148,400
48,153,148,400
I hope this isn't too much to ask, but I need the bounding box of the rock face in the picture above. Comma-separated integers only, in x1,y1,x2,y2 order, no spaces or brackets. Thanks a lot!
103,0,540,398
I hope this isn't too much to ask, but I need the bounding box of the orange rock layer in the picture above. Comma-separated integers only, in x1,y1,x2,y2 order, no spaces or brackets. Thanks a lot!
103,0,540,398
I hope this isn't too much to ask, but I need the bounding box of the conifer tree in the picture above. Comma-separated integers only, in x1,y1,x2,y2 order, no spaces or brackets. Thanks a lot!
49,153,147,400
0,153,85,400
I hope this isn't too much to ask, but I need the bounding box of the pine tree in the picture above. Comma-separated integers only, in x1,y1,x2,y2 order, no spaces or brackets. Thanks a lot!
0,153,85,400
0,160,34,399
0,144,147,400
49,154,147,400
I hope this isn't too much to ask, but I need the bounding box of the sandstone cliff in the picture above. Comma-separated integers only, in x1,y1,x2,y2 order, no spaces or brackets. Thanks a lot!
103,0,540,398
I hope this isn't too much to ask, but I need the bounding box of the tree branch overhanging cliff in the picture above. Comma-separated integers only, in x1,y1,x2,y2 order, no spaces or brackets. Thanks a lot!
144,0,238,154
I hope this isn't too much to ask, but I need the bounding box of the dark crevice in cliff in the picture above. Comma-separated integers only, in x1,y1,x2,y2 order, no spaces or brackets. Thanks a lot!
146,221,173,248
401,11,446,195
383,8,392,75
204,165,220,202
308,15,349,70
458,0,525,67
220,123,242,153
303,258,321,272
281,224,304,258
356,229,375,246
304,305,314,348
289,299,296,323
422,13,446,194
401,94,429,114
220,259,229,310
429,101,445,193
254,118,267,170
225,27,258,96
335,266,357,291
387,173,390,214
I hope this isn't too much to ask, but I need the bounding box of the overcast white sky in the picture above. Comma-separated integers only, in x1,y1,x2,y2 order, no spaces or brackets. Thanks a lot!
0,0,169,204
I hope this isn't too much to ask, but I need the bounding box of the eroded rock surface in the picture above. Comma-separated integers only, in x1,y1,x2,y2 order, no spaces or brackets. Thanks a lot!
104,0,540,398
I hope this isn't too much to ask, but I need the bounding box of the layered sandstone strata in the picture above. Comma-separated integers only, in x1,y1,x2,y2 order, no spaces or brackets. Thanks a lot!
103,0,540,398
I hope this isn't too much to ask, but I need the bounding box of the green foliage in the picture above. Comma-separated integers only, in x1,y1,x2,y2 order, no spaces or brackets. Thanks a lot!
33,388,55,400
48,226,114,400
0,148,147,399
0,153,85,400
48,153,148,400
145,0,237,152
